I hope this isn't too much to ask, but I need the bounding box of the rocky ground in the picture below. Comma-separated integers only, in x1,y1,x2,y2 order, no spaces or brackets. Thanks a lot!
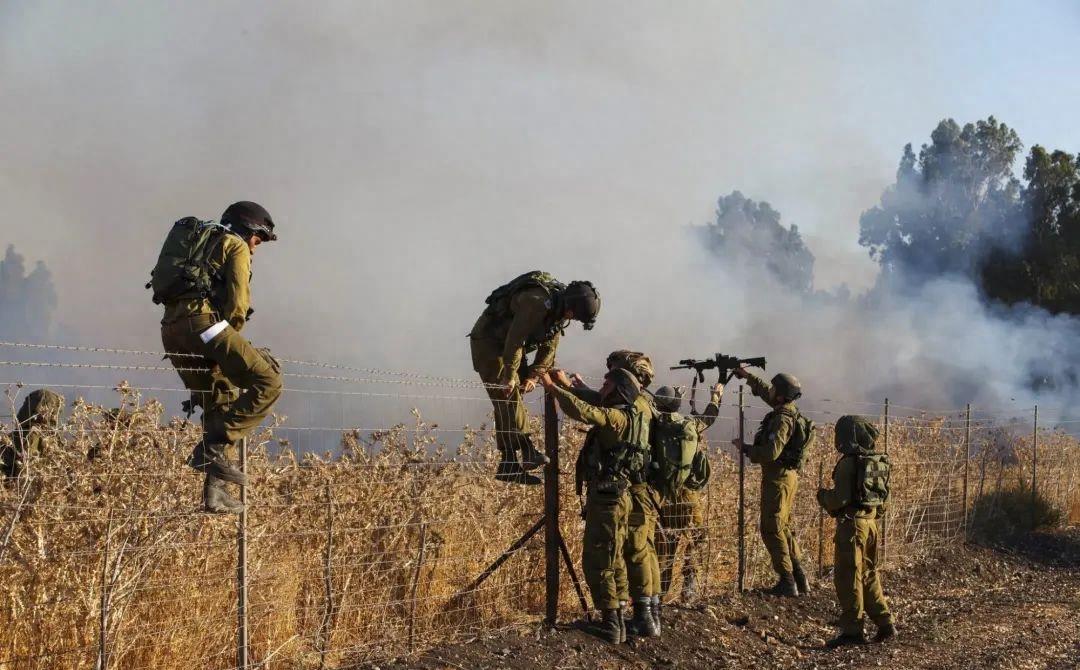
360,528,1080,670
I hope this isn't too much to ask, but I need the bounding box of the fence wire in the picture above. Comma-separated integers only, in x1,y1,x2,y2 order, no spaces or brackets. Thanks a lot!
0,343,1078,670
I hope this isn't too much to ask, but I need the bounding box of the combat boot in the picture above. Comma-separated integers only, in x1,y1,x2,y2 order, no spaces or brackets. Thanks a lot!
681,569,699,602
627,598,659,638
617,605,627,643
650,595,662,635
826,631,867,648
186,440,208,472
873,622,896,643
791,560,810,595
766,571,799,597
518,436,550,471
201,441,248,486
586,609,621,644
203,475,244,514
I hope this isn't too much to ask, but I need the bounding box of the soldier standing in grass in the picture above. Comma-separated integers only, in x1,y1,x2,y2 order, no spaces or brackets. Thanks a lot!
2,388,63,480
731,367,814,597
541,366,655,643
150,201,283,514
817,415,896,647
469,271,600,485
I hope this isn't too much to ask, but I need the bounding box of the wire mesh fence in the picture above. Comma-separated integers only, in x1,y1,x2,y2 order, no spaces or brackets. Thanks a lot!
0,341,1078,669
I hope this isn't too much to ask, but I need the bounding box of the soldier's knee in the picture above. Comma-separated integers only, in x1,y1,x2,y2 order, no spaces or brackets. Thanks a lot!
760,516,782,536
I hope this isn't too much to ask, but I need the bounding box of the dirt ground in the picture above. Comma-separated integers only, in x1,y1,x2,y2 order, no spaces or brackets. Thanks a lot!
360,529,1080,670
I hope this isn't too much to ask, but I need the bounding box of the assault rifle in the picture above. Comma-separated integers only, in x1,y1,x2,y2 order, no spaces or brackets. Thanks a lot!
671,354,767,384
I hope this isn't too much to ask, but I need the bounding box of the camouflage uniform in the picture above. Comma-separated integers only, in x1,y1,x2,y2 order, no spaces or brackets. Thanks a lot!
550,384,652,610
657,399,719,598
818,419,893,639
745,373,803,581
2,389,63,479
470,286,561,468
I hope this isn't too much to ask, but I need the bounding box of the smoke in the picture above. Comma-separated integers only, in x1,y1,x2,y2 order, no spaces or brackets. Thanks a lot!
3,1,1080,431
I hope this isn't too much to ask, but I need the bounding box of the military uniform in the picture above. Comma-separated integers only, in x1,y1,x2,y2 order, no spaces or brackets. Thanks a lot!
2,389,63,479
656,399,719,599
818,416,894,643
158,220,282,514
744,372,804,589
470,285,561,472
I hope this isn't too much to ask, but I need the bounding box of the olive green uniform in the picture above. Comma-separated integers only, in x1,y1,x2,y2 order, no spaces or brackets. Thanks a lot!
2,389,63,479
745,373,802,577
160,233,282,446
657,401,719,596
818,458,893,635
550,385,652,609
469,287,560,459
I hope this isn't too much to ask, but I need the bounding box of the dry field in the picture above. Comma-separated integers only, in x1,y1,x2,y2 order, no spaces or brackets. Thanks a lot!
0,383,1077,669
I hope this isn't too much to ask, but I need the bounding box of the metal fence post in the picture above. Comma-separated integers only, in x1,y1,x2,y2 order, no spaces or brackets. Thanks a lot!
737,385,746,593
816,459,824,579
543,391,560,626
1032,405,1039,515
881,398,889,568
237,436,249,670
963,404,971,538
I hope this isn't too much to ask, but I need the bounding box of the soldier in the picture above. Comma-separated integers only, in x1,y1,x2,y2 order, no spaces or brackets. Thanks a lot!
2,388,63,480
652,383,723,606
817,415,896,647
731,367,812,597
151,201,283,514
541,366,655,643
469,272,600,485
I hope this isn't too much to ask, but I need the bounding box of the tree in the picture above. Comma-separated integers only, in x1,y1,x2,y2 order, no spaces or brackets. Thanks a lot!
0,245,58,341
700,191,815,293
859,117,1023,281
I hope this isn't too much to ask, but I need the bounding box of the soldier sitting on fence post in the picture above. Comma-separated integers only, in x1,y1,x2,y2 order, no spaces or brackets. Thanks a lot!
2,388,64,480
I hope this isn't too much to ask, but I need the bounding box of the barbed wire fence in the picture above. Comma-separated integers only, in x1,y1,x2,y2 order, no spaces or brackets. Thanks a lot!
0,341,1078,670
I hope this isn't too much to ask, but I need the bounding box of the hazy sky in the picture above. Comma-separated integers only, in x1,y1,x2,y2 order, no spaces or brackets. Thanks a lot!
3,1,1079,380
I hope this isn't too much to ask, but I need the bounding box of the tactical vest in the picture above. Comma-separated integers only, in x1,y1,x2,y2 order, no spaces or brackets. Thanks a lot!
648,411,699,500
480,271,566,350
577,400,651,490
756,405,815,471
147,218,235,306
850,453,891,508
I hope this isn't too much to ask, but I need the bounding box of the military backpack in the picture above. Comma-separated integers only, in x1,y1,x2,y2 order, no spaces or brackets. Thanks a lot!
776,409,815,471
147,218,234,306
576,401,651,492
647,411,699,500
851,453,891,507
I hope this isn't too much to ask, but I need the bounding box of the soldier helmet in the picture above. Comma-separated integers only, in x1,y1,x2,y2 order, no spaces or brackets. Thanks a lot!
653,385,683,413
562,281,600,330
771,373,802,401
835,415,879,454
606,350,654,387
603,367,641,405
222,201,277,242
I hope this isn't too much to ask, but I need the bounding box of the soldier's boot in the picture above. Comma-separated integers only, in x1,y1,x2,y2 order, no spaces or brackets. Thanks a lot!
651,595,662,635
766,571,799,597
681,569,699,603
186,440,209,473
586,609,621,644
873,622,896,643
826,631,867,648
201,441,248,486
627,598,659,638
517,435,550,471
493,446,542,485
618,605,627,644
791,560,810,595
203,475,244,514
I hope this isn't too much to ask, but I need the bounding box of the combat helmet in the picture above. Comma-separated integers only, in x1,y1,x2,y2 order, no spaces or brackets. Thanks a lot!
562,281,601,330
771,373,802,401
652,385,683,413
222,201,277,242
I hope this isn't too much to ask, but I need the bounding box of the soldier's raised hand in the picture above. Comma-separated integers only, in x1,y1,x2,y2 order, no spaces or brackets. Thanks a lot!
521,377,538,394
711,383,725,401
732,365,748,380
551,369,572,388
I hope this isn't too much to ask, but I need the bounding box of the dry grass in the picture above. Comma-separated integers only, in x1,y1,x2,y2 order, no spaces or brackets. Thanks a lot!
1,385,1077,670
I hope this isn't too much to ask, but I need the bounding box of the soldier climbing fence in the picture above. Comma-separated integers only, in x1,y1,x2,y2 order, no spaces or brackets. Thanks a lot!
0,341,1078,669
